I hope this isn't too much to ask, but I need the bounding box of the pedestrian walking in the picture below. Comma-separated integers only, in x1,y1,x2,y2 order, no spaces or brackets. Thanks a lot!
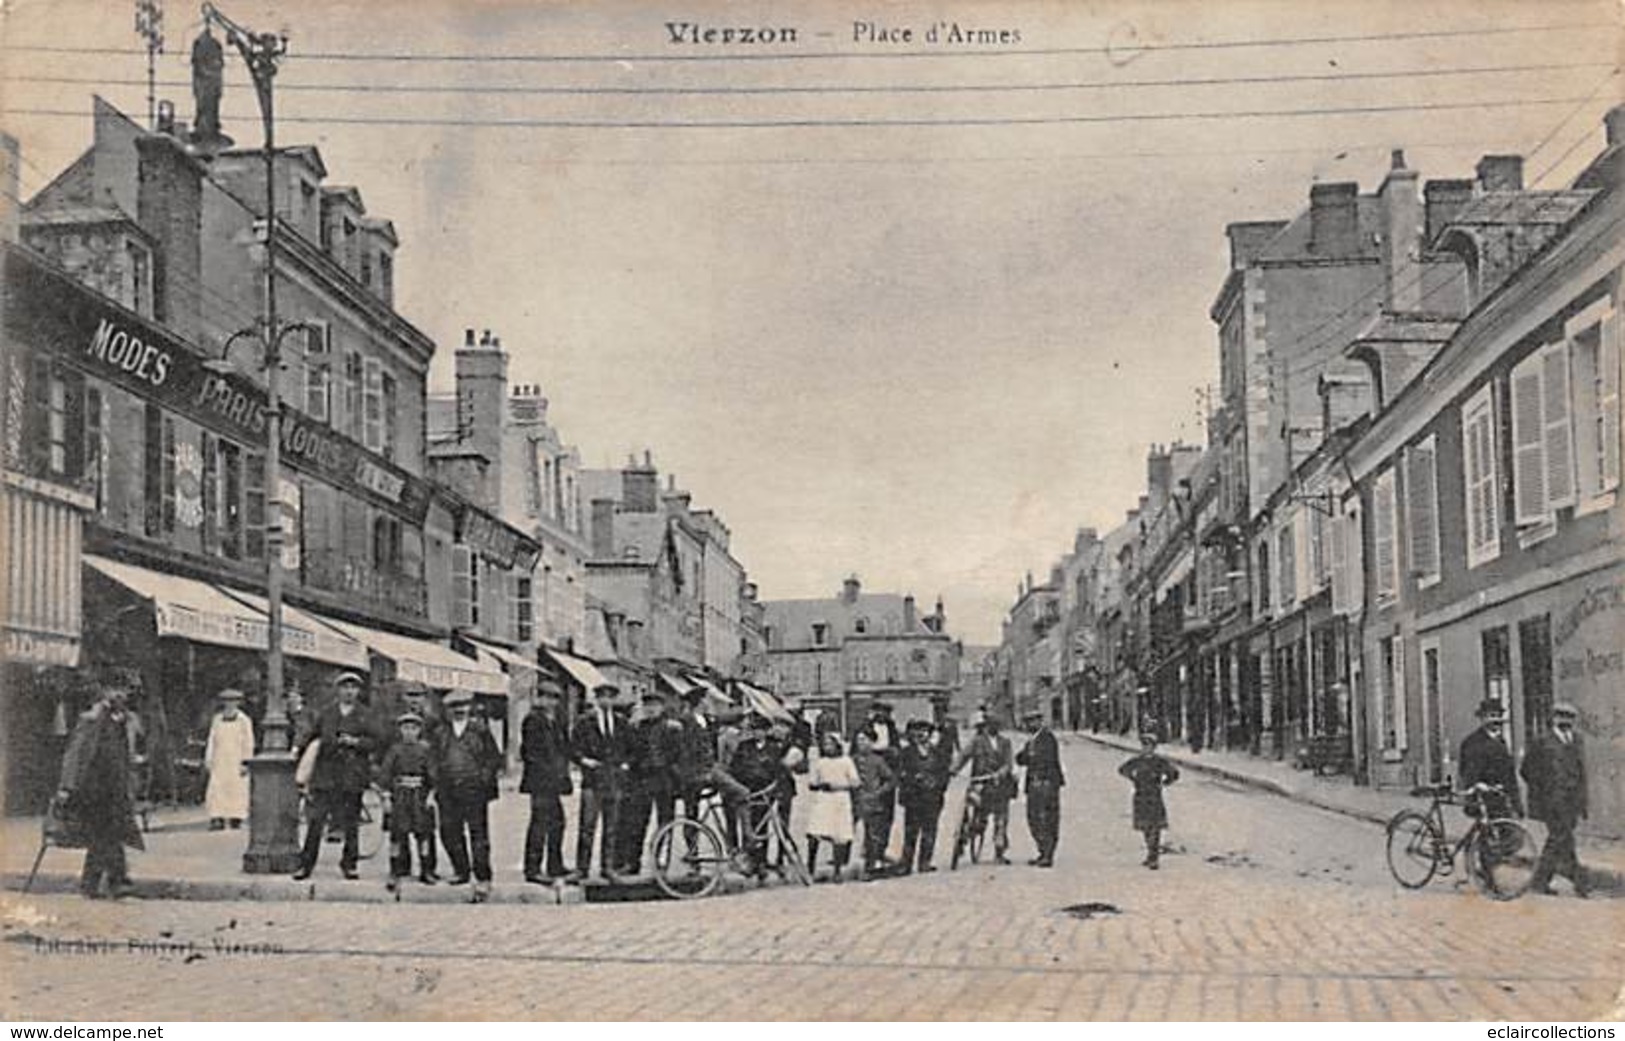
805,732,859,883
377,712,438,891
437,691,502,898
520,681,573,884
294,671,378,881
852,731,898,878
952,717,1016,864
55,667,143,899
1458,699,1522,818
1521,702,1591,897
897,718,950,874
1016,710,1064,867
203,688,254,831
1118,731,1179,870
571,685,631,881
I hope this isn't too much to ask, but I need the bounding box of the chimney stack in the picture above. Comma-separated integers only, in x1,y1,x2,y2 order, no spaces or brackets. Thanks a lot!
1605,104,1625,148
1475,154,1524,193
903,594,917,631
135,132,207,344
1423,179,1475,244
1379,148,1422,311
1309,182,1360,257
621,451,658,512
842,575,861,604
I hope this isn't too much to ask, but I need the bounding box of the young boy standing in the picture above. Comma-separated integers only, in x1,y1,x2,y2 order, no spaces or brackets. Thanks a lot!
1117,732,1179,869
378,711,438,891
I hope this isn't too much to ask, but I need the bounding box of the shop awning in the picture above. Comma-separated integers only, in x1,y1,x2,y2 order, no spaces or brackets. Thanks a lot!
735,681,793,723
543,646,614,691
467,638,537,674
86,555,365,668
322,618,506,694
212,588,369,669
657,671,694,696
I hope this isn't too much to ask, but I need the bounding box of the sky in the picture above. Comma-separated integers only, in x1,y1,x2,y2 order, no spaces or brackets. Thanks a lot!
3,0,1620,643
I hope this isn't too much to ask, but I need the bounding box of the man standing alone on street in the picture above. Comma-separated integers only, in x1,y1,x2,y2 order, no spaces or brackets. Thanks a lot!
1457,699,1522,819
294,671,377,881
56,667,143,899
1521,701,1591,897
521,682,573,883
437,691,503,898
1016,710,1065,867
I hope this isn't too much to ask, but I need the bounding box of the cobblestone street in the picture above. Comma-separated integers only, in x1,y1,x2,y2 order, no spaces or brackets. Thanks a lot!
5,742,1620,1021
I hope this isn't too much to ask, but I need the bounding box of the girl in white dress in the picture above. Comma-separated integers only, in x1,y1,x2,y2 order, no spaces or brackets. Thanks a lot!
804,731,860,882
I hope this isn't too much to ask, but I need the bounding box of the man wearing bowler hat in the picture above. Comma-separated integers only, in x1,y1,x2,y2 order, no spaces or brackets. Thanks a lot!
1522,701,1591,897
294,671,377,880
1457,699,1522,819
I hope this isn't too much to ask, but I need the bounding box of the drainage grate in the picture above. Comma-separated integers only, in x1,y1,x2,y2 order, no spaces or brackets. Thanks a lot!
1058,901,1120,920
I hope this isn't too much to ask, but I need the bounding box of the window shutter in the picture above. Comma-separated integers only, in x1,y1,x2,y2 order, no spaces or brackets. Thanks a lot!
1509,353,1548,526
1542,343,1576,509
305,323,331,423
363,358,383,452
1345,505,1364,615
1406,439,1440,584
452,544,473,630
1602,312,1620,492
201,432,218,554
244,451,266,561
1392,635,1408,751
1463,385,1501,567
1330,501,1348,614
1373,470,1397,603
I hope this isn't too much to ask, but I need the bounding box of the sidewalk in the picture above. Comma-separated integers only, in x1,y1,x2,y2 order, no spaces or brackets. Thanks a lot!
1070,729,1625,885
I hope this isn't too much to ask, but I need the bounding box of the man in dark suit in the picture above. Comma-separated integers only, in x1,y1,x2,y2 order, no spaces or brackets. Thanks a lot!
390,682,444,881
1521,701,1591,897
622,691,682,876
436,690,503,899
56,667,143,898
1016,710,1065,867
1457,699,1522,818
571,685,631,881
852,701,901,869
520,681,573,882
897,718,952,874
294,671,378,881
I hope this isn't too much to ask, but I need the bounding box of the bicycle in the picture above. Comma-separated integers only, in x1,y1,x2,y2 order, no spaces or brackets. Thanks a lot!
950,772,999,870
652,784,812,899
1385,782,1537,901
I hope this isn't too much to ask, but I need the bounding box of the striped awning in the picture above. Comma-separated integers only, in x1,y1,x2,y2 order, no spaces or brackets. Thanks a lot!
3,473,89,667
322,618,506,694
544,646,614,691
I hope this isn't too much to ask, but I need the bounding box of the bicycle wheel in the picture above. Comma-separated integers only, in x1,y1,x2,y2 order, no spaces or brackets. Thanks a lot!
1386,810,1443,889
356,787,385,862
652,818,728,899
1470,818,1538,901
968,809,986,865
770,816,813,887
950,800,974,870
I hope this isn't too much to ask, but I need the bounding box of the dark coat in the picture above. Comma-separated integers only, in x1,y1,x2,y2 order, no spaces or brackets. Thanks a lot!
519,709,573,797
628,715,683,794
1118,751,1178,830
853,749,898,818
438,719,501,802
378,739,437,835
674,712,718,789
302,704,378,794
956,732,1015,802
58,703,142,849
897,736,952,805
571,707,632,789
1521,731,1587,826
1457,726,1523,816
1016,727,1066,794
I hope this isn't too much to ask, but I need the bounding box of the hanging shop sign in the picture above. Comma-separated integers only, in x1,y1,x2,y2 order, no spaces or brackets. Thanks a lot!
3,245,434,525
457,506,540,572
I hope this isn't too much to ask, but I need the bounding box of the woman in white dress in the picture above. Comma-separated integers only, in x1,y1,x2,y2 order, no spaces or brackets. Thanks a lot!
804,731,860,882
204,689,255,829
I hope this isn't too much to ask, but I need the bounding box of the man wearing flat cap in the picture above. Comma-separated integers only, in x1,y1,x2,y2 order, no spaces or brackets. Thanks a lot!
437,690,502,896
55,666,144,898
521,680,573,883
1016,710,1065,867
1522,701,1591,897
1457,699,1522,819
388,681,444,881
294,671,378,880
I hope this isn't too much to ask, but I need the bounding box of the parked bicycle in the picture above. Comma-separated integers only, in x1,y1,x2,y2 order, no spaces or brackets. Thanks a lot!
652,784,812,899
1385,781,1537,900
949,772,999,870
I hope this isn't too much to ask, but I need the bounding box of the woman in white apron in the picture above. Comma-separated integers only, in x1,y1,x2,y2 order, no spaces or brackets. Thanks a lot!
204,689,256,829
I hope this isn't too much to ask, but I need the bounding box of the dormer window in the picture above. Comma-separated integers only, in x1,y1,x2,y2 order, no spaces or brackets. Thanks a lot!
812,623,828,646
854,617,868,635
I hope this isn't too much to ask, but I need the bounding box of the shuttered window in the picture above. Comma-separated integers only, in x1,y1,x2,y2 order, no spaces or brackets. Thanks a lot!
1462,384,1501,568
1276,522,1296,609
1372,468,1398,605
452,544,473,630
1543,343,1576,509
1406,436,1441,587
1330,499,1349,615
244,451,265,561
362,358,383,453
1510,351,1548,526
1570,305,1621,509
304,322,331,423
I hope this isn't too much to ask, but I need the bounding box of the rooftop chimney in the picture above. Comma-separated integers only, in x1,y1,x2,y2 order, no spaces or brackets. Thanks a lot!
1424,179,1475,244
464,328,476,347
1379,148,1422,311
842,575,861,604
903,594,917,631
1606,104,1625,148
1226,220,1290,269
1476,154,1524,192
1309,182,1360,257
622,451,658,512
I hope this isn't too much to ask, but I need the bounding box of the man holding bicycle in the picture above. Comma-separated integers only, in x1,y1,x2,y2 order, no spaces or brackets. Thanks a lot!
952,716,1016,865
1458,699,1523,820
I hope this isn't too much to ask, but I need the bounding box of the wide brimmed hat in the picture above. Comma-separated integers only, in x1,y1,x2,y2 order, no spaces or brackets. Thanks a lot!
1474,699,1507,720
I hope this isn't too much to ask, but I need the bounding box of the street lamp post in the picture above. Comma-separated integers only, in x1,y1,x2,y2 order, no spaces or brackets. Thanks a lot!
201,1,299,873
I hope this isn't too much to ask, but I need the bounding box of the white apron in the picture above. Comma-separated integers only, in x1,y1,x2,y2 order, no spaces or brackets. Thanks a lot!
205,712,256,820
804,755,859,843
